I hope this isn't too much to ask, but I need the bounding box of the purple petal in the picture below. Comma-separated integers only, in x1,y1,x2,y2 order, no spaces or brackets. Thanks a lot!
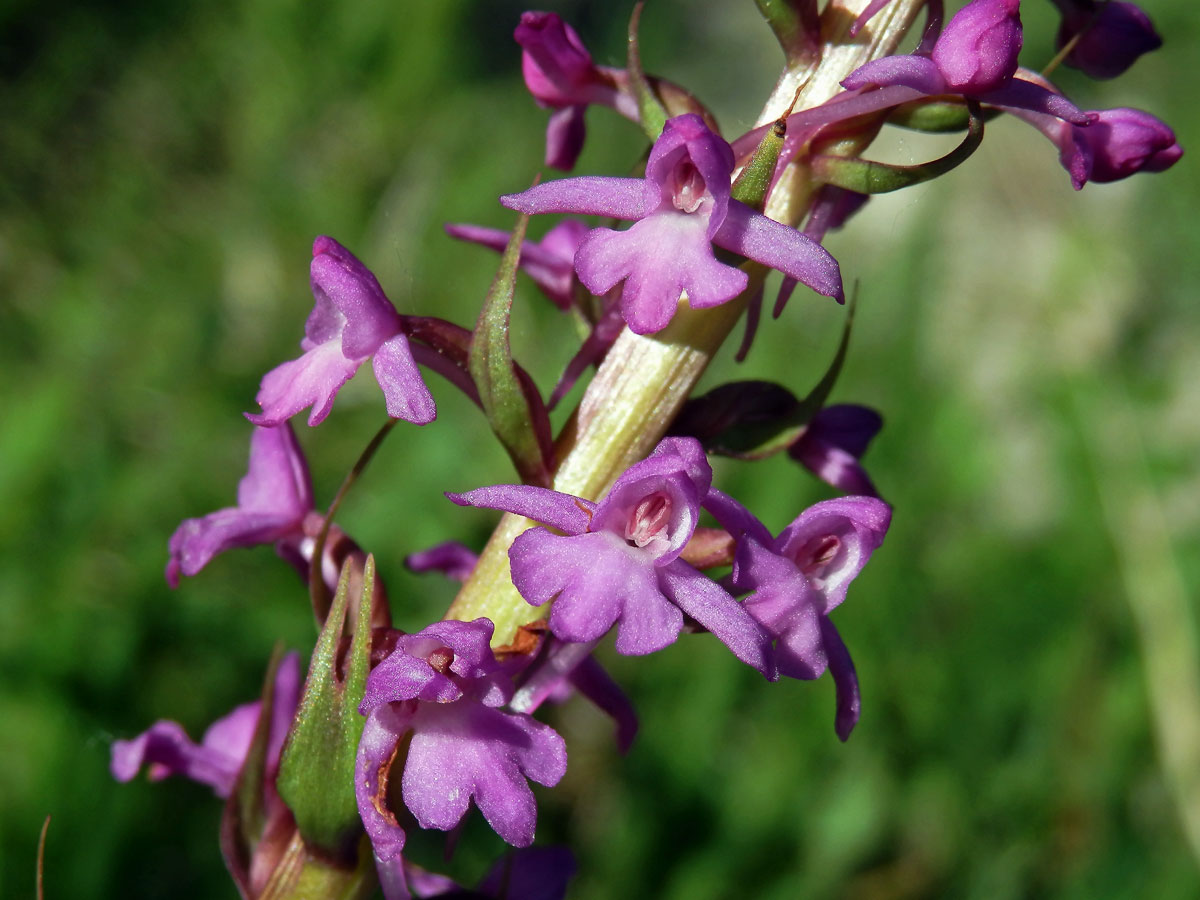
236,423,313,514
739,561,828,680
246,339,361,427
931,0,1022,92
1058,1,1161,80
850,0,895,36
510,529,682,653
356,703,413,899
644,114,736,237
575,214,748,334
805,405,883,458
477,847,578,900
976,76,1091,125
310,237,403,359
362,649,457,711
266,651,303,776
822,617,861,740
569,656,639,754
515,12,597,106
405,541,478,582
449,484,595,535
445,220,583,310
110,705,258,798
167,509,302,587
714,201,844,302
592,460,706,565
790,439,879,497
545,105,588,171
701,488,774,548
1080,107,1183,183
840,54,947,93
659,562,775,678
775,496,892,612
402,702,566,846
501,177,648,220
373,332,437,424
399,619,502,683
648,435,713,497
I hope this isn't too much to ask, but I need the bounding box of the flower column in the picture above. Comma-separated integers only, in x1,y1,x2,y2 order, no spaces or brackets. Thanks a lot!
448,0,928,644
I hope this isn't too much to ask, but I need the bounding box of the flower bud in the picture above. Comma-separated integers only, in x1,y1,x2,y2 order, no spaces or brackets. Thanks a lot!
1057,1,1161,80
1082,108,1183,183
932,0,1023,92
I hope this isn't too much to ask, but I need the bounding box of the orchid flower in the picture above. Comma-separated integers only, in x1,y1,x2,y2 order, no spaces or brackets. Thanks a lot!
501,114,843,335
356,619,567,899
452,437,775,676
706,493,891,739
247,236,435,427
1053,0,1161,80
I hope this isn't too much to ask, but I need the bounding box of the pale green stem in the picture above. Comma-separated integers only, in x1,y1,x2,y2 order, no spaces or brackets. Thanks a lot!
447,0,929,644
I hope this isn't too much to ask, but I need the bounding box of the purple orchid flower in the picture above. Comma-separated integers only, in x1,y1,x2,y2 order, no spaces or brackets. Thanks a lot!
1011,99,1182,189
705,493,891,740
444,219,589,311
789,404,884,498
501,114,844,335
246,236,435,428
1054,0,1162,80
515,12,639,170
356,619,567,900
451,437,775,676
839,0,1089,124
111,651,302,797
166,423,313,587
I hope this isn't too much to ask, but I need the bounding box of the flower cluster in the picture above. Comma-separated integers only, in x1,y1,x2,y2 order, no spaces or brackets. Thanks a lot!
112,2,1180,897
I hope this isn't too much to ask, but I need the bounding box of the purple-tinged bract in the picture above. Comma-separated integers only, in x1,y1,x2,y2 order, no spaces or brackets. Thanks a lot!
247,236,435,427
502,115,843,335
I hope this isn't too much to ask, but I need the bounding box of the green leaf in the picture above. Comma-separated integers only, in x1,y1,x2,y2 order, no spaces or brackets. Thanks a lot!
811,102,985,193
468,210,554,486
277,557,375,861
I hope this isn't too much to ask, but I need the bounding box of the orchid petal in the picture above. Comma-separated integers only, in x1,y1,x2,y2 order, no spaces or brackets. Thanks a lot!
356,703,413,899
660,562,776,678
501,177,648,220
714,201,844,302
247,339,361,427
822,618,861,740
977,77,1091,125
545,105,588,171
840,54,947,93
373,332,437,424
449,484,595,535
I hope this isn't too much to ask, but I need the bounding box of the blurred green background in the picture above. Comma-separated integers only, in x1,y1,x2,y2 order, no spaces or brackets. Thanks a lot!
2,0,1198,896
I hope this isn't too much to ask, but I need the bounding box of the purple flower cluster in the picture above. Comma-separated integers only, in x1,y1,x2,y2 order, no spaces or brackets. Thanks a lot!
111,3,1181,896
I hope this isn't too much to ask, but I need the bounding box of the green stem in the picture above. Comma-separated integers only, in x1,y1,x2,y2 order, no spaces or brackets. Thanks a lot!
446,0,929,644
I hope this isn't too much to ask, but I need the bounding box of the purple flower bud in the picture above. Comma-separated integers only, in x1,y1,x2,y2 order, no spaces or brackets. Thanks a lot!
1057,1,1162,80
515,12,603,109
1080,107,1183,182
931,0,1023,92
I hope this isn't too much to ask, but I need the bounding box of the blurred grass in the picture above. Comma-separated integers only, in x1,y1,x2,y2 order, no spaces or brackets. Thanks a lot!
1,1,1198,897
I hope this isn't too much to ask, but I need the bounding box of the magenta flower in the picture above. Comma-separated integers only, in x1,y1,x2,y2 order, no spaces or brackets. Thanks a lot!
166,423,313,587
444,219,589,310
788,404,884,498
1013,101,1182,189
501,114,843,335
840,0,1089,124
111,651,301,797
451,437,774,676
515,12,638,170
247,236,435,427
706,493,891,739
356,619,567,899
1055,0,1162,80
407,847,576,900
